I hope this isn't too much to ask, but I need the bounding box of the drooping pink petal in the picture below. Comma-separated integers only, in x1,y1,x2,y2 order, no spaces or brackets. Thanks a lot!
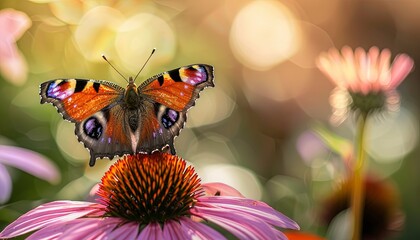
178,217,225,239
193,209,281,239
0,145,60,184
62,218,106,239
107,221,139,239
162,220,190,240
138,222,164,240
26,225,62,240
26,217,121,240
63,218,124,239
195,196,300,230
0,163,12,204
389,54,414,90
25,219,79,240
0,201,105,238
202,182,244,197
191,196,299,239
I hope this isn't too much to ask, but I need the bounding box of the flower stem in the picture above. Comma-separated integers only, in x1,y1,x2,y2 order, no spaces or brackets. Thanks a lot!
351,113,368,240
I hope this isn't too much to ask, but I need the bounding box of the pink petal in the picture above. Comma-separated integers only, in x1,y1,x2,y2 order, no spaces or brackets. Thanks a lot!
0,44,28,85
178,217,225,239
0,9,31,40
26,220,75,240
26,217,132,240
354,47,370,94
138,222,164,240
0,163,12,204
63,219,106,239
86,183,100,202
162,220,189,240
0,9,31,85
327,48,347,86
367,46,380,83
340,46,358,91
202,182,244,197
195,196,299,230
0,201,104,238
377,48,392,89
193,210,278,239
0,145,60,184
62,218,123,239
316,52,343,87
107,221,140,239
389,54,414,90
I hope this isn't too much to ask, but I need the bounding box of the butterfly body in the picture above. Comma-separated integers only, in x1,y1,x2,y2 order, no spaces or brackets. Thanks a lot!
40,64,214,166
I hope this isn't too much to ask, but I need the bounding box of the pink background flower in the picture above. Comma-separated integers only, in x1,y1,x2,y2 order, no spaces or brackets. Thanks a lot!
0,145,60,204
0,8,31,85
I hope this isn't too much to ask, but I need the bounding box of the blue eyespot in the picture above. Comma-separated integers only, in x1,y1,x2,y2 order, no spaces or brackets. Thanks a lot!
161,109,179,129
84,117,103,139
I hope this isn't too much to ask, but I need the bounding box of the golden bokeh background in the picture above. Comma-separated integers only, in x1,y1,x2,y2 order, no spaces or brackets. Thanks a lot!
0,0,419,238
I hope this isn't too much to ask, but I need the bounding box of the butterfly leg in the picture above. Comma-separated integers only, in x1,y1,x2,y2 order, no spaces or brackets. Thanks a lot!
89,155,97,167
169,141,176,155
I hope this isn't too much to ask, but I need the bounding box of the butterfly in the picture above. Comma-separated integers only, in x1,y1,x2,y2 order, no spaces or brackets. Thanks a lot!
40,64,214,166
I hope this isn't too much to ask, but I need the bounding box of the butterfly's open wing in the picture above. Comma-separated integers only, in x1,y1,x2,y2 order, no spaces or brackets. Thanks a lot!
137,64,214,153
40,79,130,166
40,79,124,122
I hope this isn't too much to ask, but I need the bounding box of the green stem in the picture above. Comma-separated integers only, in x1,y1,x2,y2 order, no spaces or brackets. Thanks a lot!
351,113,368,240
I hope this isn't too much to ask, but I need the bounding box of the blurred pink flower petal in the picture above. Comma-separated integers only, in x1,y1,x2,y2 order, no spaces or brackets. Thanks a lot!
0,153,299,239
389,54,415,90
0,8,31,85
86,183,100,202
316,46,414,124
0,145,60,204
0,145,60,184
0,164,12,203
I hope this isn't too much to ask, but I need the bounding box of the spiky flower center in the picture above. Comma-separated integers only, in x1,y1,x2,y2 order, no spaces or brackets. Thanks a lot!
349,91,386,114
97,153,203,224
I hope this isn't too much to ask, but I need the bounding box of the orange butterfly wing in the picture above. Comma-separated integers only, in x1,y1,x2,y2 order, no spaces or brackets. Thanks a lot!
40,79,124,122
137,64,214,152
140,64,214,111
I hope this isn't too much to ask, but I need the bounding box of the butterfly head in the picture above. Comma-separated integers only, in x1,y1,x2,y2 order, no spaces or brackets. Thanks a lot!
126,77,138,93
128,76,136,85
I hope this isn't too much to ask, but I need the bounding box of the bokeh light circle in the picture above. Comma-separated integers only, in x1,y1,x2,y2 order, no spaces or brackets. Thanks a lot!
229,0,300,70
49,0,86,25
55,121,89,163
187,87,235,127
74,6,125,61
196,163,262,200
115,13,176,71
367,107,418,163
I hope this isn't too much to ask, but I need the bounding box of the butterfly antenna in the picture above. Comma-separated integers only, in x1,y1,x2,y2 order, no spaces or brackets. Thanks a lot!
133,48,156,82
102,54,129,83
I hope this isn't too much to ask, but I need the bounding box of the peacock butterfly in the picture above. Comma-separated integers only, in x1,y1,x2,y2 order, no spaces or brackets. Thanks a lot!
40,58,214,166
